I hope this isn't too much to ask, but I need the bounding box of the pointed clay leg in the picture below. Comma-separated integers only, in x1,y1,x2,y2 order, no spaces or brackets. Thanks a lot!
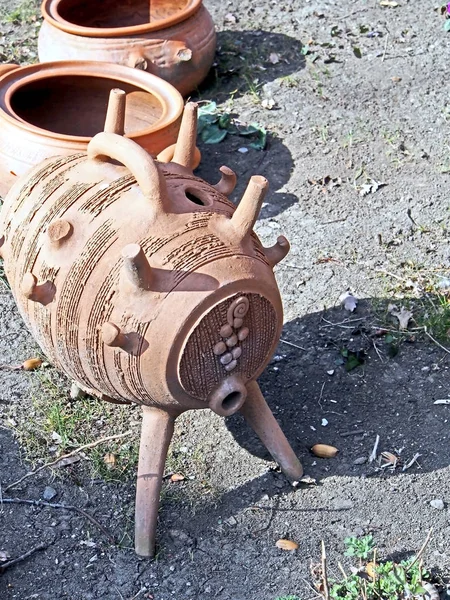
135,406,175,557
239,381,303,483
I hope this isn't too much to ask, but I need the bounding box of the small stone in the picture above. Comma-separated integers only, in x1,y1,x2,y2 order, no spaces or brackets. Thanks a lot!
321,418,328,426
220,352,233,365
43,486,57,500
224,516,237,526
226,334,238,347
238,327,249,341
430,499,445,510
353,457,367,465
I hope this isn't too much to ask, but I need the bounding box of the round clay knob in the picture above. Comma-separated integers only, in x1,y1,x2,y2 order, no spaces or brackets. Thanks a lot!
220,353,233,365
232,347,242,359
220,324,233,338
238,327,249,342
226,334,238,347
213,341,227,355
224,359,237,372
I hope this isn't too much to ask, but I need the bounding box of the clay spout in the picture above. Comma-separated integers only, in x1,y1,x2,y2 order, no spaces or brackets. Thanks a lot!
208,375,248,417
231,176,268,242
103,88,126,135
213,166,237,196
172,102,198,170
264,235,290,267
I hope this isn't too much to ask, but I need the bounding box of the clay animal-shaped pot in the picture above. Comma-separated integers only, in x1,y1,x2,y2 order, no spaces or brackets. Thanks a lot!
38,0,216,96
0,61,186,197
0,93,303,557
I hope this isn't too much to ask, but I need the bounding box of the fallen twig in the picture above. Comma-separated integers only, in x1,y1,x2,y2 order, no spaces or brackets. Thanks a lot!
4,430,132,492
280,338,306,351
321,540,330,600
402,452,421,471
340,429,365,438
369,434,380,463
0,542,48,574
405,528,433,573
2,497,116,544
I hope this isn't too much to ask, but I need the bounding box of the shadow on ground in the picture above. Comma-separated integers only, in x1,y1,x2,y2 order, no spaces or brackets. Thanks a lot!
198,30,306,100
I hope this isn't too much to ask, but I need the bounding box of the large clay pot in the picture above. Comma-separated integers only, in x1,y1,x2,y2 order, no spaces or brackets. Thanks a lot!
38,0,216,96
0,97,303,557
0,61,184,197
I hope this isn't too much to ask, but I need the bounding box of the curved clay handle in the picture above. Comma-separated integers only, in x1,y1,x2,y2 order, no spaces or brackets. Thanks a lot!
87,132,161,199
0,63,19,77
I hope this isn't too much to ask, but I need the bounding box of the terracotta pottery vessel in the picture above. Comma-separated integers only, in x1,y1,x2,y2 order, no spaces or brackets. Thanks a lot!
38,0,216,96
0,61,184,197
0,94,303,557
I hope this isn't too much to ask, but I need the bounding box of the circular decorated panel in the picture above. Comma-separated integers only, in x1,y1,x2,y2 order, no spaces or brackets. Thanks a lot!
179,293,278,400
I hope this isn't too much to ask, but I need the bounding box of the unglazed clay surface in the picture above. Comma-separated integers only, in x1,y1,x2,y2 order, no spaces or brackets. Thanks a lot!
0,61,183,196
38,0,216,96
0,98,302,557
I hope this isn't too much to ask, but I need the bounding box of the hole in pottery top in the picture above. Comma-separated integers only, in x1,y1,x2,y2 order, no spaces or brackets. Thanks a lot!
9,76,163,137
56,0,189,29
184,188,211,207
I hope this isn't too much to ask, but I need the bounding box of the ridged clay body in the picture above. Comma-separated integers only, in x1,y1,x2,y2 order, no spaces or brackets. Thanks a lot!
0,96,302,557
38,0,216,96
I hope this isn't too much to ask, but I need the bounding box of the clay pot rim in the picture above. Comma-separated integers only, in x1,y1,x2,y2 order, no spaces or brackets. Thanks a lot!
0,61,184,144
41,0,203,38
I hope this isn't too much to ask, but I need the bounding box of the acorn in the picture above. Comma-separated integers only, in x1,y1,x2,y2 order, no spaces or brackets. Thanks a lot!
311,443,339,458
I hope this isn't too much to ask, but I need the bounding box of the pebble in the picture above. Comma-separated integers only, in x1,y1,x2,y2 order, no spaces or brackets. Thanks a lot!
43,486,57,500
430,499,445,510
353,457,367,465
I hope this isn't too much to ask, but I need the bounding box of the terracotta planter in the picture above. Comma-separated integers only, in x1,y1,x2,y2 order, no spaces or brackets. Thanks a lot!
38,0,216,96
0,61,184,197
0,98,303,557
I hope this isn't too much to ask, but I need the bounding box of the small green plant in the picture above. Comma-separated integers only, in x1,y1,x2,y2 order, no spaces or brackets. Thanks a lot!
197,101,267,149
326,534,435,600
344,535,376,560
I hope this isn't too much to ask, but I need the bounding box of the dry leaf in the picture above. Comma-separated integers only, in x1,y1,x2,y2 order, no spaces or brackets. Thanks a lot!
261,98,276,110
380,451,399,467
388,304,413,330
269,52,280,64
103,452,116,469
276,539,299,551
380,0,399,6
311,444,339,458
339,291,358,312
22,358,42,371
366,562,376,579
170,473,185,482
391,76,402,82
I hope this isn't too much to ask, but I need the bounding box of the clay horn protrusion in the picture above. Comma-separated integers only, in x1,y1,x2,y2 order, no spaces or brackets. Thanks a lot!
264,235,290,267
230,175,268,241
172,102,198,170
213,166,237,196
103,88,126,135
122,243,152,290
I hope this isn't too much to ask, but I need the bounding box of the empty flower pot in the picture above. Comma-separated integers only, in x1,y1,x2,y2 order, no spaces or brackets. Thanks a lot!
38,0,216,96
0,60,184,197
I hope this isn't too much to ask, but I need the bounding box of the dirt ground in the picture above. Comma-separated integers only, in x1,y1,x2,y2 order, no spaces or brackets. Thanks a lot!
1,0,450,599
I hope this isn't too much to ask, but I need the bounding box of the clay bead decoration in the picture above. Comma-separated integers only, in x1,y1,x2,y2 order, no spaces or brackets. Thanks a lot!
0,93,301,559
0,61,185,197
38,0,216,96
